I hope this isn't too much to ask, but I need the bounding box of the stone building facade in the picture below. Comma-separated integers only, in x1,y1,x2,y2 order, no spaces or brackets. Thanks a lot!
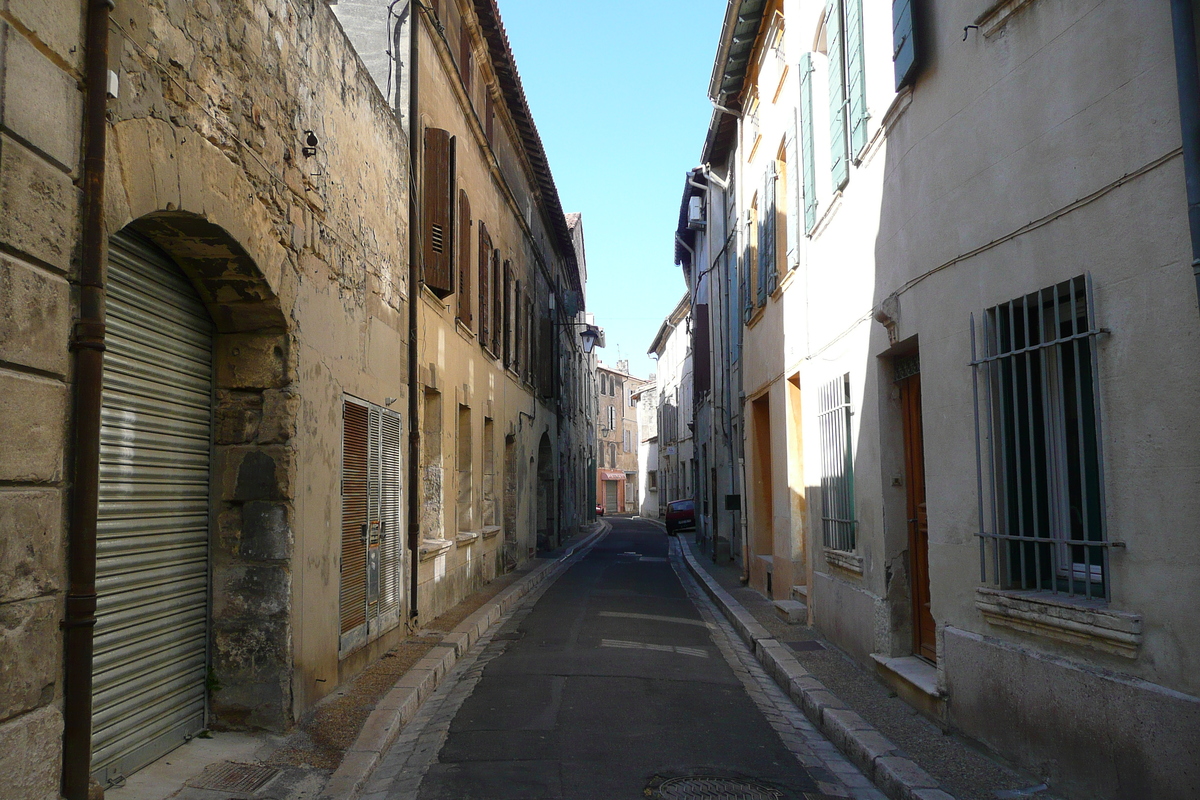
648,295,694,511
595,361,645,514
679,1,1200,798
0,0,588,796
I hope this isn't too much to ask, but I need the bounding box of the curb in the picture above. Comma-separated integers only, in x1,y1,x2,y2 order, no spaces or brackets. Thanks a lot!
675,535,956,800
318,521,611,800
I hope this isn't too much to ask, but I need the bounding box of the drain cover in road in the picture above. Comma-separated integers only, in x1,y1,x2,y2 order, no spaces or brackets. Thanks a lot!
649,776,784,799
187,761,279,793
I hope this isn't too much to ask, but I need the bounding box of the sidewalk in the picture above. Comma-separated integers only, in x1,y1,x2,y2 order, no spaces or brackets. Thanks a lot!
675,530,1058,800
108,522,608,800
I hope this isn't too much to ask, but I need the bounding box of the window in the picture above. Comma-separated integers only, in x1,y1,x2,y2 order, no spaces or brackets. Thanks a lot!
422,128,456,296
799,53,819,233
971,276,1109,600
623,430,631,453
818,374,856,552
757,166,778,305
647,471,657,491
477,222,491,349
825,0,867,190
341,398,402,650
607,406,616,431
892,0,919,90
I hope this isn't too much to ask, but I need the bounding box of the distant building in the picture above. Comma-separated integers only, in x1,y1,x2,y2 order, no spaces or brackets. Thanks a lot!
595,361,648,513
648,297,694,511
632,379,659,518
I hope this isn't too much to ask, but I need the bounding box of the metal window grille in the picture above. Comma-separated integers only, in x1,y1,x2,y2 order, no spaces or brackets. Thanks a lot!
970,274,1113,601
818,374,856,551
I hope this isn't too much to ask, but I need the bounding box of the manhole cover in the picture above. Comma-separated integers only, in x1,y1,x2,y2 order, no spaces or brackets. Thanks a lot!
652,776,784,799
187,762,279,793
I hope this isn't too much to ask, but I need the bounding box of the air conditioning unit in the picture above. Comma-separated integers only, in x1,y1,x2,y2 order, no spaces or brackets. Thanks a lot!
687,195,705,230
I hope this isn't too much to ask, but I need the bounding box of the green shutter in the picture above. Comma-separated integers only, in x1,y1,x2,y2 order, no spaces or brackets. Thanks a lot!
741,243,753,323
893,0,916,90
785,112,800,270
756,196,768,307
846,0,868,158
800,53,818,233
764,163,778,296
826,0,849,191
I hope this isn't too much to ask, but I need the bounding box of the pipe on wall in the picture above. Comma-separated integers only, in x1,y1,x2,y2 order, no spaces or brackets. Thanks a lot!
1169,0,1200,314
406,0,422,626
63,0,112,796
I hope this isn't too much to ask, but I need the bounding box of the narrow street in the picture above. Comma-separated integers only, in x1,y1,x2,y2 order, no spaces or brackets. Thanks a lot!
361,518,882,800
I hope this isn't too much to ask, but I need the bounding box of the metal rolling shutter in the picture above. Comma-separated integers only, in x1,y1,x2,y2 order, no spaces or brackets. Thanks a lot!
92,231,213,784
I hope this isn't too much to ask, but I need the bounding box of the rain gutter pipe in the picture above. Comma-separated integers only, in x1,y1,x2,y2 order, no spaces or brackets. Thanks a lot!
1169,0,1200,315
407,0,422,625
63,1,112,796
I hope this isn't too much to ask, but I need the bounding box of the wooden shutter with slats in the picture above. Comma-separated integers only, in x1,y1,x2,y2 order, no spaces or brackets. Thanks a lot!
457,191,472,327
504,266,514,367
893,0,917,90
800,53,819,233
422,127,455,296
785,112,800,269
827,0,849,191
341,401,369,636
490,250,500,355
478,222,491,349
846,0,868,158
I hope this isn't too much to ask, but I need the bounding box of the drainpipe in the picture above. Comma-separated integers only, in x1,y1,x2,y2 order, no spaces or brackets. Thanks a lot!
63,1,112,797
406,1,422,625
1169,0,1200,314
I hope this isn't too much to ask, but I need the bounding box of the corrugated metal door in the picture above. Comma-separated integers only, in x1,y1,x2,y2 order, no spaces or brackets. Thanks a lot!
92,231,213,784
605,481,618,514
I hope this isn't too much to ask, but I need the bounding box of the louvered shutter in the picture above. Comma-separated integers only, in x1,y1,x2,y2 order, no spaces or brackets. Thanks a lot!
846,0,868,158
893,0,916,90
694,304,711,394
504,266,514,368
800,53,819,232
765,163,779,295
378,409,402,623
341,401,369,636
539,312,553,396
422,128,455,296
741,244,753,323
826,0,850,191
785,112,800,270
459,25,473,95
477,222,491,348
457,191,472,327
491,250,502,355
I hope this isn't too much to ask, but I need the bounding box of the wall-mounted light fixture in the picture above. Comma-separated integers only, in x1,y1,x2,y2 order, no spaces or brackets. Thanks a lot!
302,130,319,157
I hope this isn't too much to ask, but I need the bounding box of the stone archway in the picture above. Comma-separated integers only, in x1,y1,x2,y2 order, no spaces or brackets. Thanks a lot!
120,212,295,733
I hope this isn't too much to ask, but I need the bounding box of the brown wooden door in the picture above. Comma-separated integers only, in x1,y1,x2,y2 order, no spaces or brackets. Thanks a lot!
900,370,936,662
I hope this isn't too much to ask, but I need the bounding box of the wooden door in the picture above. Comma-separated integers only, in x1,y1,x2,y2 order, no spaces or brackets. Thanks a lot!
900,369,935,662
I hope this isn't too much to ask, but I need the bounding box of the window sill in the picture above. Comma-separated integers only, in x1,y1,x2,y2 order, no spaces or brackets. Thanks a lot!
975,0,1037,37
455,531,480,547
455,319,475,341
975,587,1142,658
746,305,767,329
480,525,502,540
825,548,863,575
418,538,454,561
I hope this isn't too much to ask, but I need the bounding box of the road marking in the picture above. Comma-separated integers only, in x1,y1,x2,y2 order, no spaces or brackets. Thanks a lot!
600,639,710,658
599,611,709,628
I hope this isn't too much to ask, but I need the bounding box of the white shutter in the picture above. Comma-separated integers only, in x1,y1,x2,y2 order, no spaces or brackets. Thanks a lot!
93,231,212,784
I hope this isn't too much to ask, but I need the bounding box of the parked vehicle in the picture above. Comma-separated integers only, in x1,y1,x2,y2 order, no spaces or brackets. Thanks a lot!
595,503,605,517
664,499,695,535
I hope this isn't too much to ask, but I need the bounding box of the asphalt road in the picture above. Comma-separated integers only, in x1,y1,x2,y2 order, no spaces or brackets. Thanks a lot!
368,517,877,800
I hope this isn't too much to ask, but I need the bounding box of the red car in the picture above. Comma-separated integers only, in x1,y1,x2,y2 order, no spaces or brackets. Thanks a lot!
664,499,695,535
595,503,605,517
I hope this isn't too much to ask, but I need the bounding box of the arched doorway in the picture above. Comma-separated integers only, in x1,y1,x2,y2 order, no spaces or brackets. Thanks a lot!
92,230,214,783
536,432,554,551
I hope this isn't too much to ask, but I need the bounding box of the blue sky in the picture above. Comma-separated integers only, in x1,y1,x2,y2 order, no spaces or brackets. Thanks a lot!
497,1,727,381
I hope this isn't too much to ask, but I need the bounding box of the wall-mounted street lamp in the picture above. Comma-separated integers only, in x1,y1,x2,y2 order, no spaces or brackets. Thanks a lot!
555,321,604,354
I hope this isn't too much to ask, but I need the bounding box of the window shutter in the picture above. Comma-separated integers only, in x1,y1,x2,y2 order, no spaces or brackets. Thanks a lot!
457,191,472,327
539,310,553,396
377,408,402,620
504,265,514,368
491,249,501,355
846,0,868,158
459,25,473,95
765,163,778,296
422,128,455,296
826,0,850,191
785,112,800,270
341,401,369,635
694,304,711,395
485,93,495,143
477,223,491,348
741,245,753,324
893,0,917,90
800,53,819,232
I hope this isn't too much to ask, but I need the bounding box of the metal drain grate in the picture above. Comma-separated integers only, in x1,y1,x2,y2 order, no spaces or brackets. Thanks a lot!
652,776,784,799
187,762,280,793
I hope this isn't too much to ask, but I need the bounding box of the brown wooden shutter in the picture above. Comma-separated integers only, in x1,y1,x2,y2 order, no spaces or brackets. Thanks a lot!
505,267,517,368
694,304,711,395
491,250,501,355
478,223,491,348
539,312,553,397
485,93,495,143
457,190,472,327
341,400,369,634
459,26,473,95
422,127,455,297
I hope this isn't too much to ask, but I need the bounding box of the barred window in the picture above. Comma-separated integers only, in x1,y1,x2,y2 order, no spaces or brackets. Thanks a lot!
971,275,1110,600
818,374,856,552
